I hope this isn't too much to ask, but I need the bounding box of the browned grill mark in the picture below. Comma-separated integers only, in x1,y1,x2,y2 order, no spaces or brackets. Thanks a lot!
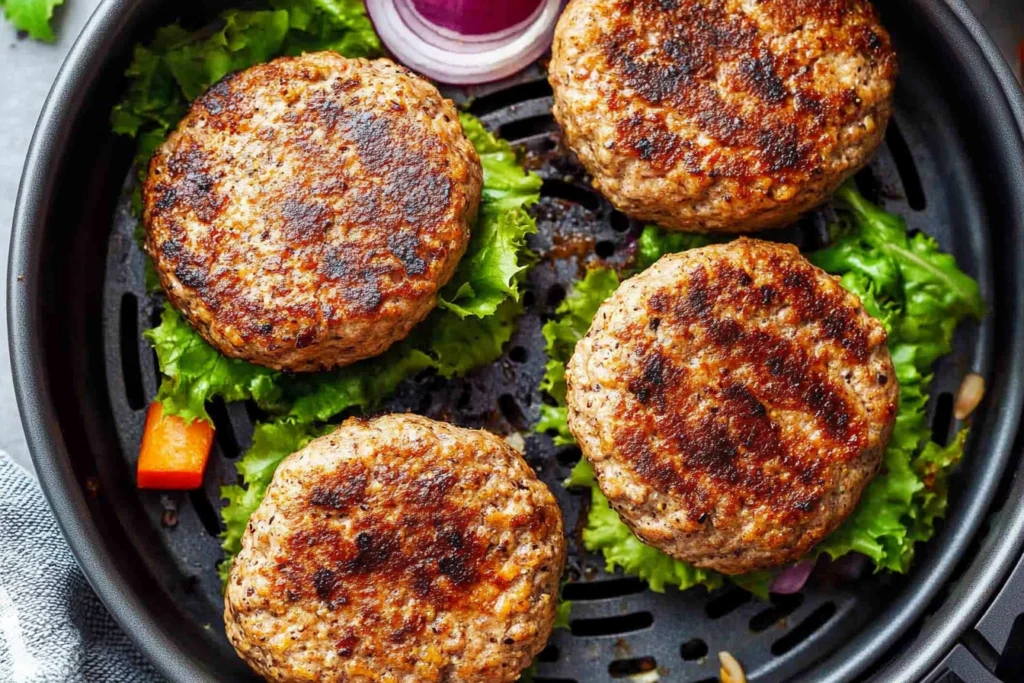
597,0,895,180
279,459,534,632
309,465,369,510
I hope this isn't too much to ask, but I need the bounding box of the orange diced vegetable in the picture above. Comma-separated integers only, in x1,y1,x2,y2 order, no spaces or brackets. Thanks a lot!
137,402,214,490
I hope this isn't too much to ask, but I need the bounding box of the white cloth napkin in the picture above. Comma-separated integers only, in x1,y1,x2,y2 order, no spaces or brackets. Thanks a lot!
0,454,162,682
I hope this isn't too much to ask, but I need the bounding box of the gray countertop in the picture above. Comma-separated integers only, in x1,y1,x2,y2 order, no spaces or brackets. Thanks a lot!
1,1,1022,475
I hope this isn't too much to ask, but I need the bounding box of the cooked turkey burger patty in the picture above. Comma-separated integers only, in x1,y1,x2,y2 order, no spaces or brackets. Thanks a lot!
549,0,897,233
566,239,898,573
144,54,482,371
225,414,566,683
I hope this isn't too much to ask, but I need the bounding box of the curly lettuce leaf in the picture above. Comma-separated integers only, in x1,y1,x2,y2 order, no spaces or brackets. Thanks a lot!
145,305,283,424
635,227,717,270
1,0,64,42
283,298,522,424
438,115,543,318
808,183,983,571
542,183,982,592
271,0,380,56
540,268,620,404
535,267,620,446
554,597,572,630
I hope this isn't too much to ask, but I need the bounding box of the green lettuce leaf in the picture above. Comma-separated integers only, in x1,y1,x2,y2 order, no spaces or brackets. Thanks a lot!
438,115,543,318
541,183,982,593
635,226,717,270
145,305,283,424
539,268,620,404
1,0,64,42
554,598,572,630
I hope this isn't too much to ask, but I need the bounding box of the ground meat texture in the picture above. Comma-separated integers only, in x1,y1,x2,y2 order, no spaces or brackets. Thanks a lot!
565,239,898,573
549,0,897,233
225,414,566,683
144,54,482,371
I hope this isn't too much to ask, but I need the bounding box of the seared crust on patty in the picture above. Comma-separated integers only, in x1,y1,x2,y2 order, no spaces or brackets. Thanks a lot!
144,54,482,371
549,0,897,232
566,239,898,573
225,414,566,683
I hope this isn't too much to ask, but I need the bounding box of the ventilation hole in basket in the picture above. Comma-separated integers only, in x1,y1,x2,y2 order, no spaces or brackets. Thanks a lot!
770,602,837,655
499,394,527,430
610,211,631,232
497,115,559,143
994,615,1024,680
931,392,954,447
538,644,560,663
959,628,1000,673
119,293,145,411
571,612,653,636
457,388,472,411
189,490,222,538
595,240,616,258
563,577,647,601
547,283,567,309
468,79,553,116
206,398,240,459
885,121,926,211
749,593,805,632
509,346,528,363
557,446,583,468
609,657,657,678
543,178,601,211
705,588,752,619
680,638,708,661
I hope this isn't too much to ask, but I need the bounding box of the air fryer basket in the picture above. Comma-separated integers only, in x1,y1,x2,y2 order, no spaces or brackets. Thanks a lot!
10,1,1024,682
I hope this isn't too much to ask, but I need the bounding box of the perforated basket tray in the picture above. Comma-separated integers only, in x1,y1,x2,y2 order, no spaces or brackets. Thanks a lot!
10,1,1024,682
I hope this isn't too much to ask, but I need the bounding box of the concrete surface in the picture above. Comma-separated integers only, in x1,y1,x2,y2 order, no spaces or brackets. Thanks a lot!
0,1,1021,475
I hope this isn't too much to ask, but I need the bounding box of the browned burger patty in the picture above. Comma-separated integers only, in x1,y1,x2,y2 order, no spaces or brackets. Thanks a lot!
565,239,898,573
144,54,482,371
225,414,566,683
549,0,897,233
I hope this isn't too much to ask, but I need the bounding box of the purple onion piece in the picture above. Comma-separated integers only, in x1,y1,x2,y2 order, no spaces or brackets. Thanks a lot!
832,552,869,581
411,0,544,36
770,560,815,594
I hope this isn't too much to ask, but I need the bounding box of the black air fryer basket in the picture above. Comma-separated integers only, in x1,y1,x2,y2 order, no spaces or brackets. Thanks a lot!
10,1,1024,681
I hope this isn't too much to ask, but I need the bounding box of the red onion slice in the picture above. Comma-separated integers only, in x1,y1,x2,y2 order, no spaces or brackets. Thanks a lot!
769,560,815,595
366,0,563,84
411,0,544,36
